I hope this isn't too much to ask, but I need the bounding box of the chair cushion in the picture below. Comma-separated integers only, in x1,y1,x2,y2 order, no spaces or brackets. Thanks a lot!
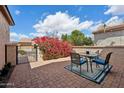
94,56,102,60
80,58,86,65
92,58,105,65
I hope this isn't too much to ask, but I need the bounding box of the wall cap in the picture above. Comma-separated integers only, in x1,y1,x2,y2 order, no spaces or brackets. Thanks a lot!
72,45,124,48
6,42,18,46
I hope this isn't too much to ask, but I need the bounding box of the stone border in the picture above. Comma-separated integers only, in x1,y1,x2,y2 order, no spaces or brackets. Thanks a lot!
29,57,70,69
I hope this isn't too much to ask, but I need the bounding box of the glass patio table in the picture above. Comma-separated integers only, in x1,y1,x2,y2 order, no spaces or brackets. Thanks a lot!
80,53,98,73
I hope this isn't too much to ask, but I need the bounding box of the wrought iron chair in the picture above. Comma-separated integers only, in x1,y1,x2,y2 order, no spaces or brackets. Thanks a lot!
70,53,88,74
92,52,113,70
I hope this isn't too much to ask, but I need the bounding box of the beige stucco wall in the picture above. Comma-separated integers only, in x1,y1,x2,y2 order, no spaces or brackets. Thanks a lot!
94,30,124,46
0,11,10,70
6,45,17,66
73,46,124,63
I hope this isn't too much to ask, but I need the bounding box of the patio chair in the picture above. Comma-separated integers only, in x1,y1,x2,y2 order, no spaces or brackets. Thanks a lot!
94,50,101,67
92,52,113,70
70,53,88,74
95,50,100,55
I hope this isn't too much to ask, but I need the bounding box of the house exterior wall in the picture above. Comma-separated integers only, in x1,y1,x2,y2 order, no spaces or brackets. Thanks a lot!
0,11,10,70
94,30,124,46
6,45,17,66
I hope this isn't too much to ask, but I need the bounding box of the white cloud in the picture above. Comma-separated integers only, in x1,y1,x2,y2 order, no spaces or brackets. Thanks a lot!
78,21,93,30
90,16,124,32
19,34,29,39
105,16,124,26
10,32,18,41
89,20,103,31
33,11,93,37
10,32,29,41
15,10,21,15
29,32,44,37
90,23,103,32
104,5,124,15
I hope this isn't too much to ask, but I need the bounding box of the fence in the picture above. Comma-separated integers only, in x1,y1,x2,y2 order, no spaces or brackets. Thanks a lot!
17,46,38,64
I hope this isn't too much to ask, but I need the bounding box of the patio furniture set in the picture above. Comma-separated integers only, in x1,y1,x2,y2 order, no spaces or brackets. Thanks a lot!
66,50,113,83
70,51,112,74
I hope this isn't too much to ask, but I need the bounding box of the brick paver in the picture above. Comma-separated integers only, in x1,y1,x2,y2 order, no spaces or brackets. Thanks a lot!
7,57,124,88
6,48,124,88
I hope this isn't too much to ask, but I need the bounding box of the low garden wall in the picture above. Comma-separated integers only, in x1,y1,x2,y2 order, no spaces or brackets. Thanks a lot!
72,46,124,63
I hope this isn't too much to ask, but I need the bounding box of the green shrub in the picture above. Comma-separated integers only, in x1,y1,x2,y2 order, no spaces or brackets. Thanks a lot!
7,63,11,68
1,63,12,76
18,50,26,55
34,44,38,48
1,65,9,76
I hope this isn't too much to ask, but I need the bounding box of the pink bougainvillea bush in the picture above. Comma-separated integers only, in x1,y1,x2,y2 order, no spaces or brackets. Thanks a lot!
33,36,72,60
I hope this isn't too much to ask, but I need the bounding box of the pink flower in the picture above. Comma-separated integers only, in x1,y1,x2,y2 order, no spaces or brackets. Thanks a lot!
33,36,72,60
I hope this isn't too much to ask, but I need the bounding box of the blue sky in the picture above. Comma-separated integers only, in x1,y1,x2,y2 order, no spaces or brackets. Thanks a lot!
8,5,124,41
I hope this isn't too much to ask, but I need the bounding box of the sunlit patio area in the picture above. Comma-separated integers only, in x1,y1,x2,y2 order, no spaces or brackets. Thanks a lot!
7,46,124,88
1,5,124,88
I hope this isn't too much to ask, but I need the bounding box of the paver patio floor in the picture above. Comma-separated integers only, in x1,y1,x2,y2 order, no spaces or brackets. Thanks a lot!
7,59,124,88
